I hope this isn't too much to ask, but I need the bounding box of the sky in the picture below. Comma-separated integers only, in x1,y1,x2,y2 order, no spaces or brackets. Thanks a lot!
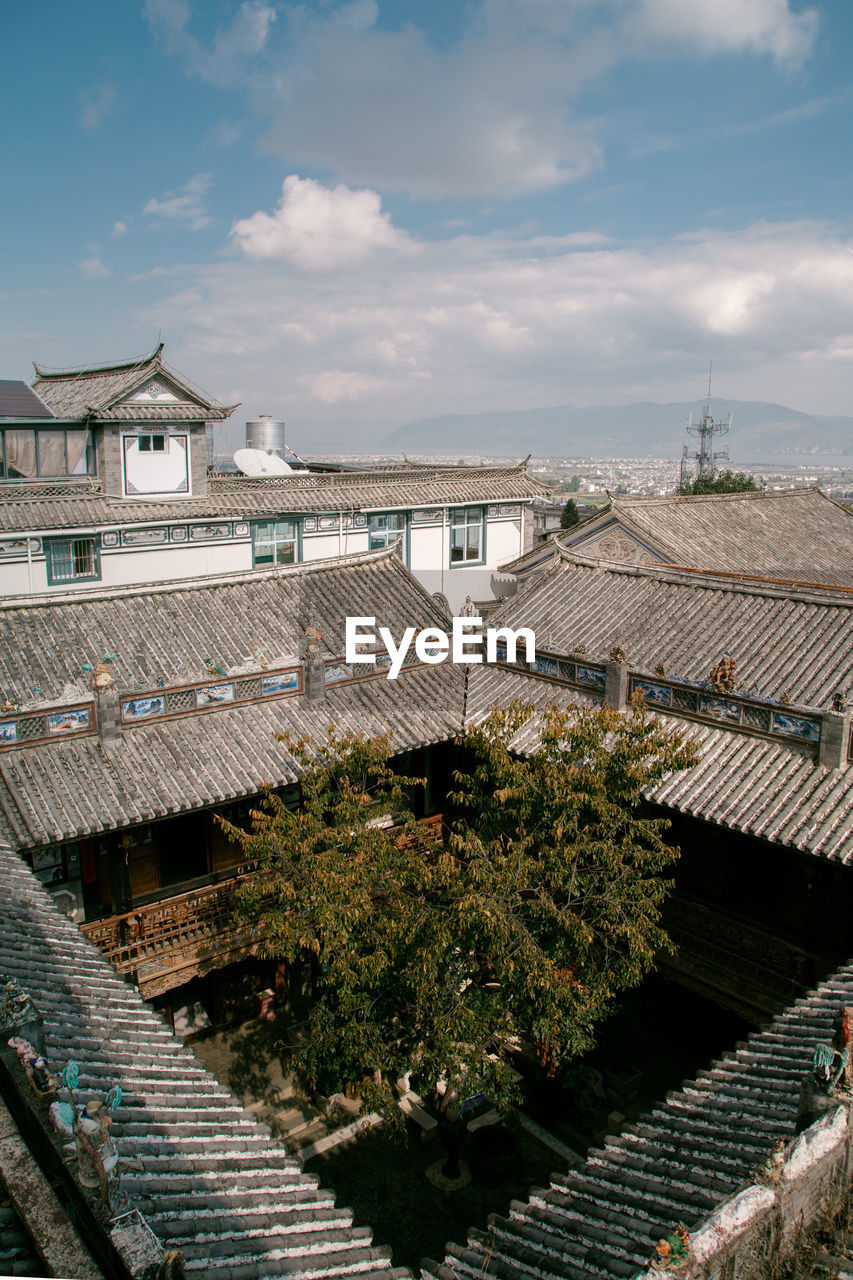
3,0,853,450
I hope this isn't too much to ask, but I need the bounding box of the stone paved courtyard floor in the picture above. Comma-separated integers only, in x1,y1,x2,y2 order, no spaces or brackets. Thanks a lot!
184,971,755,1272
305,1119,561,1272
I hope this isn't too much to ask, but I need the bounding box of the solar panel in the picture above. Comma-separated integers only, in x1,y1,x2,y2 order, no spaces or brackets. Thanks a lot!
0,380,55,419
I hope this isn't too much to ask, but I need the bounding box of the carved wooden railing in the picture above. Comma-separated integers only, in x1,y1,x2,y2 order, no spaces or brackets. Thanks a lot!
80,867,262,996
660,892,828,1023
79,814,445,997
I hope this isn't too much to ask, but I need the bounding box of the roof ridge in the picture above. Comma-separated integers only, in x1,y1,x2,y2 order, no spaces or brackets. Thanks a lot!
614,486,822,506
32,343,163,380
556,547,853,600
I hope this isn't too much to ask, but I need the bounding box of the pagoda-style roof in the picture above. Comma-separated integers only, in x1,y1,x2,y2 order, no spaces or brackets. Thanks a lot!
31,343,238,423
504,487,853,589
466,553,853,862
0,547,464,849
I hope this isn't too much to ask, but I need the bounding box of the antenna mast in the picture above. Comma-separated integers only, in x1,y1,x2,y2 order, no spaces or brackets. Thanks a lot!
680,361,732,486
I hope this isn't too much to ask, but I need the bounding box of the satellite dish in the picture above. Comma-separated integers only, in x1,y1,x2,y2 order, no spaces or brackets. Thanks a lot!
233,448,293,477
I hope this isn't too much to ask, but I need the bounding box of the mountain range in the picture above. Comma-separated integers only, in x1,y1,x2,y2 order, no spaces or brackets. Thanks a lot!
382,398,853,458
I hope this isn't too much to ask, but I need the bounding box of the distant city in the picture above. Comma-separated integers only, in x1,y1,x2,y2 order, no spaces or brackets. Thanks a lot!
290,454,853,502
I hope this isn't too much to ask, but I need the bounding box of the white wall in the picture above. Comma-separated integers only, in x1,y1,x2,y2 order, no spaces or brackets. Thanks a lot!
0,512,528,605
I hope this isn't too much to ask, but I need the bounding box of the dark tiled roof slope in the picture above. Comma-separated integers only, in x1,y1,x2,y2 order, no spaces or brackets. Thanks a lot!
607,488,853,585
0,548,451,702
0,844,405,1279
422,964,853,1280
0,665,463,851
0,550,465,849
508,488,853,588
488,554,853,707
0,465,549,533
465,665,853,862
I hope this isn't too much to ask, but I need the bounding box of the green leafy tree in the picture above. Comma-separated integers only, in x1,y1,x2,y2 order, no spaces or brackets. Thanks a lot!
677,470,763,495
560,498,581,529
226,702,697,1126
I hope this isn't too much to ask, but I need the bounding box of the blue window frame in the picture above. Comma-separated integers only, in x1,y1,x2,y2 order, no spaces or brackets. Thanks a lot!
449,507,486,566
368,513,408,563
252,519,301,566
45,536,101,585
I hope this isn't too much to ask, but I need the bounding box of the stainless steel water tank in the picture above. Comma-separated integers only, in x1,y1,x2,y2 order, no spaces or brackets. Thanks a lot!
246,416,286,456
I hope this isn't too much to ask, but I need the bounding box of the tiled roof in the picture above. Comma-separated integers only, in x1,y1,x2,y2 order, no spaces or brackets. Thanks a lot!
465,666,853,862
0,547,454,702
423,963,853,1280
487,553,853,707
608,488,853,583
0,844,403,1279
464,556,853,861
0,464,549,532
0,550,465,848
505,488,853,588
30,344,238,422
0,666,463,851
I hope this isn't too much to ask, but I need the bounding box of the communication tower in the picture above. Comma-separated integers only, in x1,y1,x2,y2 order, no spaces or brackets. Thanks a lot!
680,362,732,487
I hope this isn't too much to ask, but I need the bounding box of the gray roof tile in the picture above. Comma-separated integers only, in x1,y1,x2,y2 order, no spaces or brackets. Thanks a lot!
508,488,853,589
0,844,400,1279
30,344,237,422
0,465,548,532
0,550,464,848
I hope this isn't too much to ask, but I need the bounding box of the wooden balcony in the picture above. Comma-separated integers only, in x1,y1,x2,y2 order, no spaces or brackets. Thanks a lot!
80,867,262,1000
79,814,446,1000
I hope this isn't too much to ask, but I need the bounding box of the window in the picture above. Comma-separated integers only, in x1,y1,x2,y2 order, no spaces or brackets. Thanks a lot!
138,434,166,453
253,519,300,566
449,507,485,565
368,512,408,561
0,429,96,480
46,536,101,585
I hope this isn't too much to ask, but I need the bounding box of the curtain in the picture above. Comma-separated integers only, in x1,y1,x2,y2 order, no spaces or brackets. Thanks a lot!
4,430,36,478
65,429,90,475
37,432,67,475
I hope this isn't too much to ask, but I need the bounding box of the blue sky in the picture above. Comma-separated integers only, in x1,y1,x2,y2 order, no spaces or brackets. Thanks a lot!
3,0,852,447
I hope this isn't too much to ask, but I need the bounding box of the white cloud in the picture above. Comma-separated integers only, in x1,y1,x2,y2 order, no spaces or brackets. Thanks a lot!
78,84,116,130
78,250,109,278
144,173,213,231
254,16,606,199
111,221,128,238
143,0,275,87
230,175,416,271
143,0,819,200
634,0,818,66
308,370,388,404
142,216,853,427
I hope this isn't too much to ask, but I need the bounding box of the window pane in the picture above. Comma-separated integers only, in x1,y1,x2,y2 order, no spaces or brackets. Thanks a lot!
66,430,92,475
450,508,482,563
139,436,151,452
73,539,95,576
50,542,73,581
253,520,298,566
5,430,36,479
37,432,68,475
48,537,99,583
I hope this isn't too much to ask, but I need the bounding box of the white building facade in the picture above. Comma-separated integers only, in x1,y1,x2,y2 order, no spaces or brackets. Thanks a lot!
0,347,548,611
